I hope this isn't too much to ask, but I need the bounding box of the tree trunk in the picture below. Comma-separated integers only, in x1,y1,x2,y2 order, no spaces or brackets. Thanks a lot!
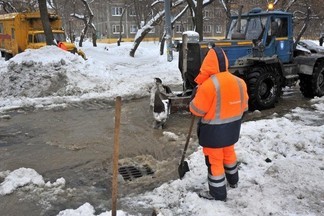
196,0,203,41
38,0,55,45
79,33,84,47
130,28,154,57
160,33,166,55
79,19,88,47
92,32,97,47
117,8,126,46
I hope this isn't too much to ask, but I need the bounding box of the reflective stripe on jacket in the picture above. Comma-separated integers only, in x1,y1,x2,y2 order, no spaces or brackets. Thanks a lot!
189,47,249,148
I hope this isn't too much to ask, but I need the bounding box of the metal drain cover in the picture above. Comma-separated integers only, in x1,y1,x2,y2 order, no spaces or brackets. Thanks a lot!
118,164,154,181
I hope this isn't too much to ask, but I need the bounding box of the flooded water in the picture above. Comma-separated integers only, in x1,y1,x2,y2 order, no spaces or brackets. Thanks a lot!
0,86,316,215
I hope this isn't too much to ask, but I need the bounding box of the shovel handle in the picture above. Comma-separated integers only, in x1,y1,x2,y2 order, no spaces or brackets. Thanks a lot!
180,115,195,164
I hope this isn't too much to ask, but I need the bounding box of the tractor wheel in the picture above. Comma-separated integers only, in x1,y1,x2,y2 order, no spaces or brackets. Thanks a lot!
247,65,281,111
299,60,324,98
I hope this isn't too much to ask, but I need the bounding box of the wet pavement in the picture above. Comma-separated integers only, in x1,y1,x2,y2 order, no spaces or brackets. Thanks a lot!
0,86,315,215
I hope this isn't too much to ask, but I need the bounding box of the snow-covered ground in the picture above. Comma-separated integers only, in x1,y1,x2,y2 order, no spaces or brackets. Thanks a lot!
0,41,323,216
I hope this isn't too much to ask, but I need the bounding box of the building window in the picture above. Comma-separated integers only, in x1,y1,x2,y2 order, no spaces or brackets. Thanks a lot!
112,7,123,16
175,24,183,33
215,8,222,17
215,25,222,33
112,25,124,34
187,25,194,31
0,23,3,33
129,8,136,17
149,28,155,33
204,10,211,19
130,25,137,34
203,25,211,33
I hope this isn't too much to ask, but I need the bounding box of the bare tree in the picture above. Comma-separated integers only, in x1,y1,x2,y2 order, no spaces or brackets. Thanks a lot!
186,0,211,41
294,7,312,48
132,0,154,28
160,3,189,55
130,0,215,57
71,0,97,47
0,1,17,13
217,0,236,33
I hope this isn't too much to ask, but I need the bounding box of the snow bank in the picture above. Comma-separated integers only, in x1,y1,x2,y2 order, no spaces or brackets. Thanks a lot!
0,42,182,112
0,46,99,98
0,168,66,196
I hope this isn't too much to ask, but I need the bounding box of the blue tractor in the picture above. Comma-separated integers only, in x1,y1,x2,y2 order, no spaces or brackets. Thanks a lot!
175,6,324,111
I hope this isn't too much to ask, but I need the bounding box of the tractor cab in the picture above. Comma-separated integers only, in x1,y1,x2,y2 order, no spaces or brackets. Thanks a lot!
224,7,293,65
176,7,294,91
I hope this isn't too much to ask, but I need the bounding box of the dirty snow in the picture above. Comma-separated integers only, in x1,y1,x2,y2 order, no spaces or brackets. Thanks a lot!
0,41,323,216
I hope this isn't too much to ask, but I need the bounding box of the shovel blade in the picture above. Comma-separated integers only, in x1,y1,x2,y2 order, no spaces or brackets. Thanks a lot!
178,161,190,179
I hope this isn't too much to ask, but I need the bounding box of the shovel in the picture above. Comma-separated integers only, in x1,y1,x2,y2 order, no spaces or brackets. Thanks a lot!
178,115,195,179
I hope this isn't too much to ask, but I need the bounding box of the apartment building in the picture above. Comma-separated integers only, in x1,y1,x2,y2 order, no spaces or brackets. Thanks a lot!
90,0,268,42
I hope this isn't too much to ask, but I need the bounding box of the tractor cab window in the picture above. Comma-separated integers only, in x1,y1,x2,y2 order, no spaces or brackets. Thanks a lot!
266,17,288,46
275,17,288,37
227,16,267,40
33,33,66,43
34,34,46,43
245,17,267,40
53,33,66,42
28,35,33,43
268,17,288,38
226,18,247,39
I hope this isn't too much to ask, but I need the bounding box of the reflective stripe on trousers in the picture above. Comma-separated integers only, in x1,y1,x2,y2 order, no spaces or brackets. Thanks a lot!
205,156,227,200
224,162,239,185
203,145,239,200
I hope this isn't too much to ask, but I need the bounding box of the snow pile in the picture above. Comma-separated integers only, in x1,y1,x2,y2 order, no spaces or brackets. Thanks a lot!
0,46,98,98
162,131,180,141
0,168,65,196
57,202,131,216
0,168,45,195
0,42,182,112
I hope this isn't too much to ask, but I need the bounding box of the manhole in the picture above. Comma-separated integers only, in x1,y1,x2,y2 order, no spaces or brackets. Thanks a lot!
118,164,154,181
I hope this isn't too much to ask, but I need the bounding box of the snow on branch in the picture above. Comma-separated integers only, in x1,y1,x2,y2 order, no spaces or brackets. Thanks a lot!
0,1,17,13
285,0,298,12
70,13,85,20
218,0,227,12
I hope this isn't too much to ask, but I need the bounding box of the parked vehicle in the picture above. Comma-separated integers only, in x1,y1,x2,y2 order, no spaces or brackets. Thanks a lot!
297,40,324,54
0,11,85,60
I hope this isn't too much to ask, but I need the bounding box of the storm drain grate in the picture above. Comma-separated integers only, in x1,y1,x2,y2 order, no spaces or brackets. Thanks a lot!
118,164,154,181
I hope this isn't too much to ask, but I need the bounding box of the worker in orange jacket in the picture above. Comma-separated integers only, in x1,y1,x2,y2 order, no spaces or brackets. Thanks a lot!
189,46,249,201
58,41,67,51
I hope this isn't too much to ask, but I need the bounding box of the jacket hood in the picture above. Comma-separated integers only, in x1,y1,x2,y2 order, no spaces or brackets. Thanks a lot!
194,47,229,85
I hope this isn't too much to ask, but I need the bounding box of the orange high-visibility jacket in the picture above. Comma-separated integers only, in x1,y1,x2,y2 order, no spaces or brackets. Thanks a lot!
58,42,67,51
190,47,249,148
